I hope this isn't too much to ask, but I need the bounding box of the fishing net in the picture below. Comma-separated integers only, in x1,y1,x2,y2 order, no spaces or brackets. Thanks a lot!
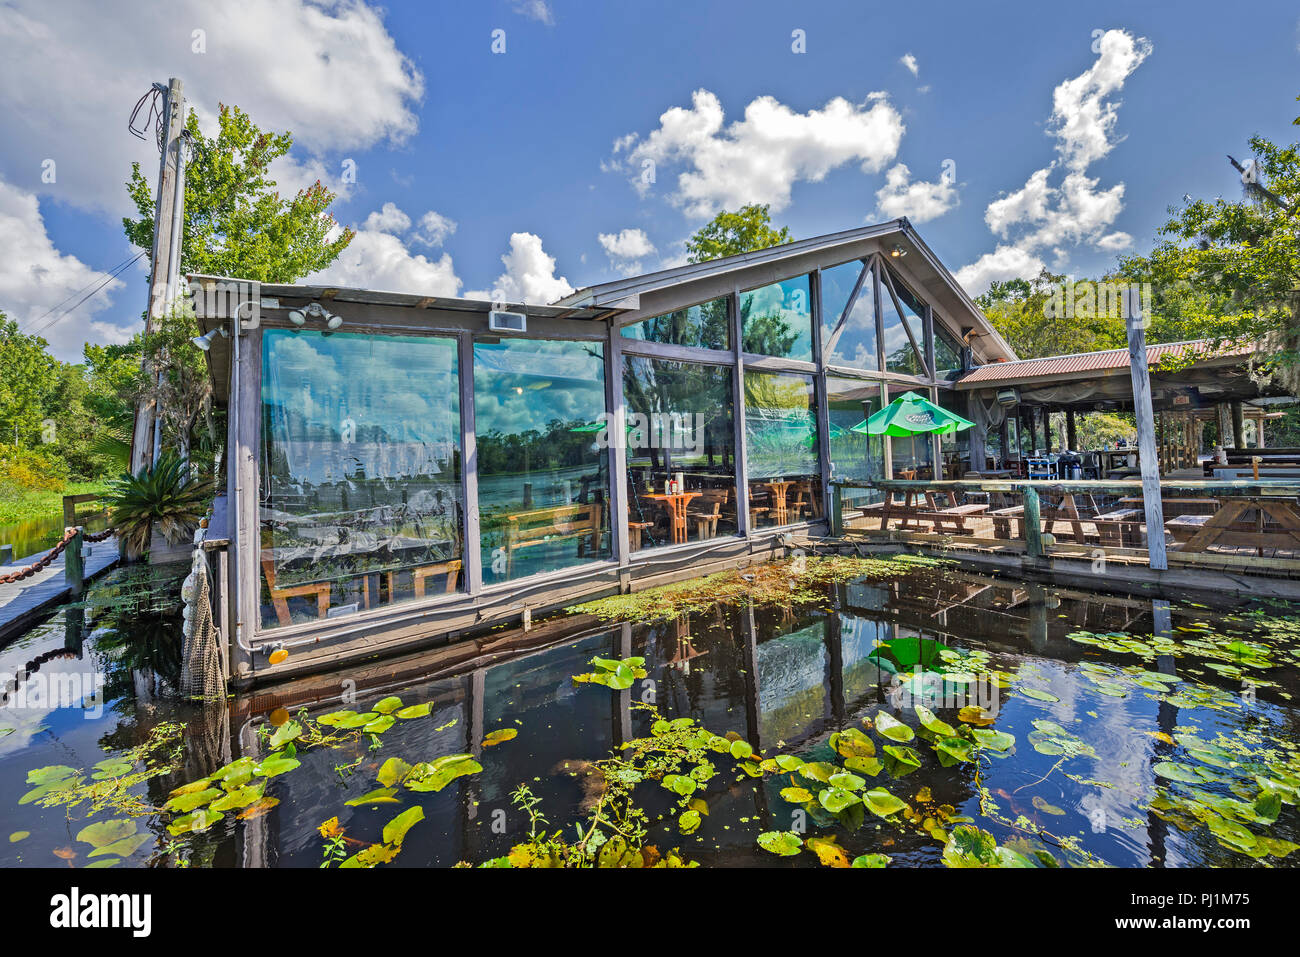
180,558,226,701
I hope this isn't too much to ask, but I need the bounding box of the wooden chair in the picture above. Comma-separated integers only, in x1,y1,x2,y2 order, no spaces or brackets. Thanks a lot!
413,559,462,597
505,503,603,574
627,521,652,550
261,550,330,627
689,488,729,539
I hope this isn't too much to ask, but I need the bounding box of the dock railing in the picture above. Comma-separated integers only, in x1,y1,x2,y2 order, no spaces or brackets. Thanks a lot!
830,477,1300,579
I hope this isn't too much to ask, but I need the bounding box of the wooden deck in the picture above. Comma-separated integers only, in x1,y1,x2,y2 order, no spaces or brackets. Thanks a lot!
0,537,120,643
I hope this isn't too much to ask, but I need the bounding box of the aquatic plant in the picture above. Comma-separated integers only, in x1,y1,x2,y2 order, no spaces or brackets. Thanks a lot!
567,554,951,624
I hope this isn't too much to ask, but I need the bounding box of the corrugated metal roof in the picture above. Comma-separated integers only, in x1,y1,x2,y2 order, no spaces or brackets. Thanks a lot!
957,339,1257,386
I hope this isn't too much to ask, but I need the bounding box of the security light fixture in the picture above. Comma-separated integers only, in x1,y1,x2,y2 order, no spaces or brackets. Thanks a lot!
890,244,907,258
190,327,228,351
288,301,342,330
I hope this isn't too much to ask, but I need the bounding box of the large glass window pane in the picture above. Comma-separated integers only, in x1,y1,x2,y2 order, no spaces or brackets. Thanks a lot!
623,357,737,550
881,270,926,377
740,275,813,361
821,261,878,371
935,322,962,378
620,297,730,351
744,371,822,527
827,375,884,508
260,330,463,630
937,390,969,478
474,338,610,582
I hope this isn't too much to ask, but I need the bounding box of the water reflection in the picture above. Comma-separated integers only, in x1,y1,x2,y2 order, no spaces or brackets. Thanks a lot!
1,563,1297,868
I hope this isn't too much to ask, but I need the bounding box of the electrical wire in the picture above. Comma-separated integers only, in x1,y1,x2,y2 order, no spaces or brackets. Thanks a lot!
18,251,144,333
22,251,145,340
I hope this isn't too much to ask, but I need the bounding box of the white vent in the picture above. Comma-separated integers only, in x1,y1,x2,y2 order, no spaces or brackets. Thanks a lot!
488,310,527,333
996,387,1019,406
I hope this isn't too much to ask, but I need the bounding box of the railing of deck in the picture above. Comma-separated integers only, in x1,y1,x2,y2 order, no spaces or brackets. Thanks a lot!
829,477,1300,578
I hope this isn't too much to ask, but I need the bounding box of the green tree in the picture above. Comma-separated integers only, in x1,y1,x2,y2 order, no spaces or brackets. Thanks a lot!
122,104,355,466
976,269,1126,359
0,316,58,447
685,203,792,264
1119,95,1300,385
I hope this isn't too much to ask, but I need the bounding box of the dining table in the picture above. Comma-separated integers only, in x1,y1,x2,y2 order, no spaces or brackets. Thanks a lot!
641,490,701,544
756,480,795,525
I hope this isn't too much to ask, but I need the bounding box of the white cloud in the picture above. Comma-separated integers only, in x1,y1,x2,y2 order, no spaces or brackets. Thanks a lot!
413,210,457,248
874,163,958,223
956,29,1151,296
955,244,1047,297
363,202,412,234
0,179,133,360
467,233,574,305
308,203,462,297
598,228,656,275
900,53,919,76
613,89,905,218
1050,30,1153,171
0,0,424,213
511,0,555,24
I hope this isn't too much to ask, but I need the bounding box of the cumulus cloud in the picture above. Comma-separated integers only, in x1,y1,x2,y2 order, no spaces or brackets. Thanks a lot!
0,178,134,360
0,0,424,213
598,228,656,275
954,245,1048,299
610,89,905,218
413,211,457,247
873,163,958,223
956,29,1151,296
308,203,462,297
467,233,574,305
900,53,919,76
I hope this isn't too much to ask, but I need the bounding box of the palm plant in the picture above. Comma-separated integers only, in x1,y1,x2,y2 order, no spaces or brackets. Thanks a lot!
106,453,214,559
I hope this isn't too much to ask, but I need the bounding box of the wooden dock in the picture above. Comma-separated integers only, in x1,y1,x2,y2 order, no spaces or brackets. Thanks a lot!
0,537,119,643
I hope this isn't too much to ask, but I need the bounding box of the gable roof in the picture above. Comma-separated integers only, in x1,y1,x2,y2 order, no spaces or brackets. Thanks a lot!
554,218,1018,363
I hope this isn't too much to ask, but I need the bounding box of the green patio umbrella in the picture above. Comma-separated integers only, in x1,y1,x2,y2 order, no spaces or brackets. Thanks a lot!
852,391,974,474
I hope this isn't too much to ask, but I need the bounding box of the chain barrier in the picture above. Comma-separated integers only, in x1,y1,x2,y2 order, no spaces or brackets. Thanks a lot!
0,527,80,585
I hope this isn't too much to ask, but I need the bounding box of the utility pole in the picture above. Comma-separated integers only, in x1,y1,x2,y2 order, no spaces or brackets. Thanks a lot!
129,77,187,474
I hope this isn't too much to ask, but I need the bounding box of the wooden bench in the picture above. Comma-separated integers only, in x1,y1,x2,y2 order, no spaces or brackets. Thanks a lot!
1118,497,1216,521
689,488,729,539
990,505,1025,540
1093,508,1144,548
261,550,330,627
914,502,988,534
413,559,462,597
505,503,603,574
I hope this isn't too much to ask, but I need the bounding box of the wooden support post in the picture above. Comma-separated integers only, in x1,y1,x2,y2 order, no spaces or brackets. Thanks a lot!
1231,400,1245,450
1022,486,1043,559
1124,292,1167,570
1066,409,1077,450
830,483,843,537
65,528,84,596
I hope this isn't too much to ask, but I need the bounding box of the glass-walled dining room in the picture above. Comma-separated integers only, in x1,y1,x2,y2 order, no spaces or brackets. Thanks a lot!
250,252,959,630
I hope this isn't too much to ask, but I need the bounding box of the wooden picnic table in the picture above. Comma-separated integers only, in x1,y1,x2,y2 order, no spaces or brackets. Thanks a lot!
642,491,701,544
1174,496,1300,555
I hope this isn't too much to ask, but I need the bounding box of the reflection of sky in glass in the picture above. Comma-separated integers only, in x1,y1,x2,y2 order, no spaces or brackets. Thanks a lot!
263,330,460,485
741,275,812,361
473,338,605,439
882,283,925,376
620,297,729,351
821,261,877,371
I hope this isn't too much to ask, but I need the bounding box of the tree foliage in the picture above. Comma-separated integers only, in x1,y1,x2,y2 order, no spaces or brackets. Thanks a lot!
685,203,792,264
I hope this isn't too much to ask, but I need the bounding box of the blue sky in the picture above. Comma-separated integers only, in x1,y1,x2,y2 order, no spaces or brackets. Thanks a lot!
1,0,1298,359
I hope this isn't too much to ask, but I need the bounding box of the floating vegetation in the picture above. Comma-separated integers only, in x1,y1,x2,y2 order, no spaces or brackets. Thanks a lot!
567,554,951,624
571,656,648,689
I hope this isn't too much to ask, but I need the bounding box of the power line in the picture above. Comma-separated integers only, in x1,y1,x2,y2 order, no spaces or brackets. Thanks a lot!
18,251,145,332
22,251,146,341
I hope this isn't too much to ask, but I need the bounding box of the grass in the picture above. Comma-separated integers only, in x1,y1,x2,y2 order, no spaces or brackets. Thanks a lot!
0,480,111,527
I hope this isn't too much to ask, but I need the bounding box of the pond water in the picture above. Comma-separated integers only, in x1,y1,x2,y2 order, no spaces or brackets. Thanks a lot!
0,510,109,561
1,557,1298,868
